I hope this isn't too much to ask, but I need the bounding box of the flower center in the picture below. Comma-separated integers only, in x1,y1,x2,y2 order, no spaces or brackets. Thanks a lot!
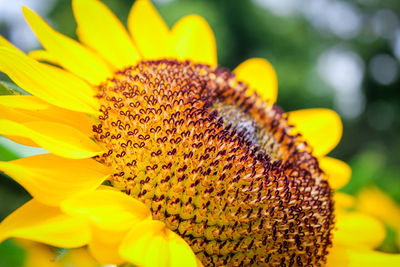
93,60,334,266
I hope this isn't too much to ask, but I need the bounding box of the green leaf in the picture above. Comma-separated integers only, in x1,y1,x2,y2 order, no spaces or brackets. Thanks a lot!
0,81,27,95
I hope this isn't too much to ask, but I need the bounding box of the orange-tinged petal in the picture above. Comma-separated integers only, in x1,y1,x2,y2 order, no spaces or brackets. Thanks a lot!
233,58,278,103
0,120,102,159
287,108,343,156
0,199,90,248
169,15,217,65
334,211,385,249
88,227,126,265
128,0,169,59
73,0,140,69
61,189,152,232
356,186,400,248
119,220,198,267
0,154,110,206
327,246,400,267
319,157,351,189
0,47,98,114
335,192,356,210
357,186,400,230
23,7,113,85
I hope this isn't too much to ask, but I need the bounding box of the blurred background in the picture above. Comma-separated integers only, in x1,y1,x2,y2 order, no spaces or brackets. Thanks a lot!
0,0,399,265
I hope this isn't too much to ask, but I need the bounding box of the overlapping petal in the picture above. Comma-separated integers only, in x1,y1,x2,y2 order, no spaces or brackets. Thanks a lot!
0,95,49,110
0,35,21,50
0,120,102,159
18,240,99,267
0,96,95,136
334,192,356,209
0,199,90,248
357,187,400,229
28,50,59,64
119,220,199,267
234,58,278,103
319,156,351,189
327,246,400,267
0,47,98,114
23,7,113,85
72,0,140,69
62,189,152,264
0,154,109,206
334,211,386,249
61,189,151,231
287,108,342,156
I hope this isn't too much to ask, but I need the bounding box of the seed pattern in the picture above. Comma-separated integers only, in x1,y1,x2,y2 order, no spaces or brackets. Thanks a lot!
93,60,334,266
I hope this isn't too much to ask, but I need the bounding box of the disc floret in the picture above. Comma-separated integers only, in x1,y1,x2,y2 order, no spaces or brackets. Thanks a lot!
93,60,334,266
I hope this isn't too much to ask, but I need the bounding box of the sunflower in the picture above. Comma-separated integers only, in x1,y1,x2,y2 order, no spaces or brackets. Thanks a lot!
0,0,399,266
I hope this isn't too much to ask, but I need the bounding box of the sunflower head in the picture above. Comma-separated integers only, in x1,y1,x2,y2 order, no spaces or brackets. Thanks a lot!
93,59,334,265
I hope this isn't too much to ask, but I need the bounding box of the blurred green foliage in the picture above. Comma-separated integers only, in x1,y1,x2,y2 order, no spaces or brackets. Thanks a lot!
0,0,399,260
0,240,26,267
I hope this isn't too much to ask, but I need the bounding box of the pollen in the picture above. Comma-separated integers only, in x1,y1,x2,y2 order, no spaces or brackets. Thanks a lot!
93,60,334,266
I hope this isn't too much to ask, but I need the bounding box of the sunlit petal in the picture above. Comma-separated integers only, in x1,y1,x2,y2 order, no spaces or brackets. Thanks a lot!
0,154,109,206
0,120,102,159
287,108,343,156
119,220,198,267
0,199,90,248
320,157,351,189
170,15,217,65
73,0,141,69
234,58,278,103
128,0,169,59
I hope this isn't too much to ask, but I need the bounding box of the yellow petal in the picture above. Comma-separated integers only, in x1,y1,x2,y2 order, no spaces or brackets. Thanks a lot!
334,192,356,210
0,120,102,159
73,0,140,69
287,108,343,156
119,220,198,267
128,0,169,59
0,154,110,206
169,15,217,65
335,211,386,249
356,187,400,238
18,240,99,267
0,199,90,248
0,95,50,110
327,246,400,267
319,157,351,189
233,58,278,103
0,47,98,114
61,189,151,232
0,35,20,51
62,189,152,264
0,99,95,137
88,227,126,265
23,7,113,85
28,50,59,65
